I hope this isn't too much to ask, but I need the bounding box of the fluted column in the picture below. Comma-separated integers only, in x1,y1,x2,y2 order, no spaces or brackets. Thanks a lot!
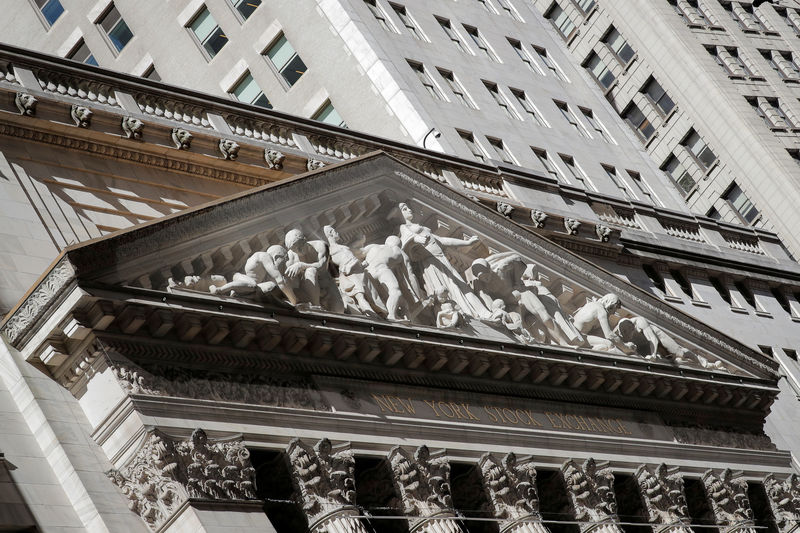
635,464,693,533
702,469,756,533
389,445,465,533
479,452,550,533
561,458,624,533
763,474,800,533
286,438,369,533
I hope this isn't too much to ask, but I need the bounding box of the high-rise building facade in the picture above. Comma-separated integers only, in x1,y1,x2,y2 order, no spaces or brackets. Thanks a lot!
2,2,800,533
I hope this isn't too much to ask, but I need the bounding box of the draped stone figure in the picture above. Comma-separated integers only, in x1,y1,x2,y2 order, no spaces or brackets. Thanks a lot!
398,202,490,320
479,453,548,533
635,464,692,533
285,228,344,312
763,473,800,533
561,458,622,533
362,235,428,321
209,245,297,303
324,225,377,316
702,469,755,533
286,438,368,533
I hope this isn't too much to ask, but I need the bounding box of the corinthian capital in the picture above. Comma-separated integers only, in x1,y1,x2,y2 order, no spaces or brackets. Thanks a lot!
561,458,619,531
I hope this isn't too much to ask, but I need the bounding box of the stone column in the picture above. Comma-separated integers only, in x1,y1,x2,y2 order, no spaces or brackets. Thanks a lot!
388,445,465,533
107,428,268,532
286,438,369,533
561,458,623,533
635,464,693,533
763,474,800,533
479,452,550,533
702,469,756,533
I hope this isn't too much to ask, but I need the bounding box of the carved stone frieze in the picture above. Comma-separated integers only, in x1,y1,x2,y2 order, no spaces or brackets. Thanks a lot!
635,464,690,528
670,425,775,451
479,452,545,533
595,225,611,243
219,138,240,160
265,149,286,170
763,474,800,533
107,428,257,531
121,116,144,139
564,218,581,235
15,92,37,115
530,209,548,228
70,104,93,128
561,458,620,532
307,158,326,171
701,469,754,530
497,202,514,218
171,127,192,150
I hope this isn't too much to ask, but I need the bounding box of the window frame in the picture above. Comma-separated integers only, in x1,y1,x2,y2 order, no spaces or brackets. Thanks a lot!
263,32,308,88
437,16,468,53
532,147,563,181
622,102,655,141
66,38,98,66
228,0,261,22
555,100,591,139
438,68,476,109
458,130,489,163
603,26,635,65
229,71,272,109
510,88,547,126
534,45,568,81
389,3,425,41
96,3,134,54
186,6,228,60
723,182,760,224
312,100,347,128
463,25,500,62
487,136,517,165
546,3,578,41
408,60,446,101
31,0,64,28
484,81,520,120
363,0,396,32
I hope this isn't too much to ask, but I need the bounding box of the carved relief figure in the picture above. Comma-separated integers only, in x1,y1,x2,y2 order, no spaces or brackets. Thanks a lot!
763,474,800,533
324,225,376,316
210,245,297,304
265,149,286,170
70,104,93,128
219,138,240,160
635,464,690,526
398,202,490,320
121,116,144,139
285,229,343,312
436,301,461,328
479,452,540,521
15,92,37,116
171,127,192,150
702,469,754,527
562,458,618,526
516,263,585,346
487,299,534,344
362,235,428,321
572,294,625,352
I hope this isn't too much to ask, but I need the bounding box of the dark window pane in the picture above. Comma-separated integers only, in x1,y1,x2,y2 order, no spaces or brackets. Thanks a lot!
108,20,133,51
85,54,98,66
40,0,64,25
234,0,261,19
204,26,228,56
252,93,272,109
281,54,307,86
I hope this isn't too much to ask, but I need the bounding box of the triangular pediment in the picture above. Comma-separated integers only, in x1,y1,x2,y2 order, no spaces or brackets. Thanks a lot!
3,153,777,382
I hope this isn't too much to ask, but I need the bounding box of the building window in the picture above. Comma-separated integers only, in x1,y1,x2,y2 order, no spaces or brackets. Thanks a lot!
439,69,476,109
459,130,488,163
265,33,307,86
723,183,759,223
580,108,611,143
707,46,753,77
34,0,64,26
408,61,445,100
775,6,800,35
707,206,722,220
98,4,133,53
573,0,596,14
532,147,562,181
555,101,590,138
390,3,424,40
663,155,696,194
438,17,466,52
762,50,800,80
603,26,635,64
188,7,228,58
670,0,711,26
682,129,717,170
476,0,497,14
627,170,661,205
559,154,592,188
230,0,261,20
313,101,347,127
602,165,632,199
496,0,522,21
511,88,547,126
143,64,161,81
67,39,98,66
487,137,516,164
546,3,578,40
364,0,394,32
723,2,768,32
230,72,271,108
508,39,542,74
585,52,615,89
748,96,795,129
642,77,675,116
622,103,655,141
464,26,499,62
484,81,518,119
533,46,567,81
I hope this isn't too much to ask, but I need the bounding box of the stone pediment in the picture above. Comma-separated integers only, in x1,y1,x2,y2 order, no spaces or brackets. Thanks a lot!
1,152,777,384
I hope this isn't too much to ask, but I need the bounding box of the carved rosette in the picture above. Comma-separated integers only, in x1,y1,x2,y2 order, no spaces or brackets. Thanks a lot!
701,469,755,533
286,438,368,533
107,428,258,531
480,453,548,533
389,445,464,533
635,464,692,533
763,474,800,533
561,458,622,533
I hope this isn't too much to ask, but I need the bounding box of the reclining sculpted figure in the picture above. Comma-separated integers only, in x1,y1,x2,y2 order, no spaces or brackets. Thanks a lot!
209,245,297,304
572,293,625,352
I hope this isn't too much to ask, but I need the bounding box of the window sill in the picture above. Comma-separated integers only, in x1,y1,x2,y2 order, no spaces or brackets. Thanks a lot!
691,299,712,308
581,5,599,24
730,306,750,314
791,316,800,323
664,295,684,304
622,54,638,74
783,78,800,84
755,310,773,318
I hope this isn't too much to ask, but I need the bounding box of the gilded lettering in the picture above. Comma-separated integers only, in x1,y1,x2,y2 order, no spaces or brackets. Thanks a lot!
460,403,480,421
545,412,562,428
594,418,615,433
449,402,467,420
397,397,416,414
524,409,544,427
587,417,604,433
388,396,403,413
501,407,519,424
438,401,456,418
615,418,633,435
564,414,581,430
424,400,441,418
372,394,396,413
484,405,500,423
574,415,592,432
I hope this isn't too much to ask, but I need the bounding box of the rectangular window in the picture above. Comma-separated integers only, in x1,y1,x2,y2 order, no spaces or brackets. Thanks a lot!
496,0,522,21
532,147,562,181
476,0,497,14
585,52,615,89
511,88,546,126
438,17,466,52
663,155,696,194
67,39,98,66
748,96,794,129
98,4,133,53
580,108,611,142
559,154,591,188
409,61,445,100
762,50,800,80
265,33,307,86
627,170,661,205
34,0,64,26
708,45,752,77
231,72,271,108
143,64,161,81
724,182,759,223
439,69,475,109
464,26,499,62
459,130,488,162
484,81,518,119
364,0,394,31
313,101,347,128
487,137,516,164
189,7,228,58
602,165,632,199
724,1,767,32
508,39,542,74
547,3,577,40
555,101,589,138
390,3,423,40
603,26,635,64
574,0,596,13
622,102,655,140
775,6,800,35
231,0,261,20
682,129,716,169
671,0,710,26
642,77,675,116
534,46,567,81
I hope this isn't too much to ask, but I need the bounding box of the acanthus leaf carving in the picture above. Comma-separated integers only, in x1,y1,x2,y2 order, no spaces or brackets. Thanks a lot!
763,473,800,533
635,464,690,527
702,469,754,529
479,452,541,523
561,458,619,531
